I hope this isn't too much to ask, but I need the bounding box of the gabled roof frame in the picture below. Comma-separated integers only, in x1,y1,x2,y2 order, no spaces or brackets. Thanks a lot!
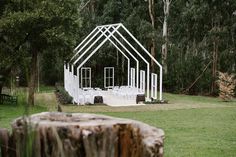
69,23,163,101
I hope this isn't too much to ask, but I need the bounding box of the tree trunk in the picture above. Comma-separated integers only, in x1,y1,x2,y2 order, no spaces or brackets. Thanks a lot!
28,50,38,106
148,0,156,72
9,112,165,157
0,84,2,94
162,0,171,75
212,38,218,94
0,128,10,157
90,0,96,15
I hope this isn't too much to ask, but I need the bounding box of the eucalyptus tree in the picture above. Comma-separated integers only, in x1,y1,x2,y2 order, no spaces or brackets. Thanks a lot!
147,0,158,72
0,0,80,105
162,0,172,75
166,0,236,94
2,0,232,96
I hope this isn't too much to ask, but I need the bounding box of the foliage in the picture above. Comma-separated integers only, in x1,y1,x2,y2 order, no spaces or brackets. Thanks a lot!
75,0,236,95
1,0,236,96
40,51,64,85
55,85,73,104
0,0,81,105
217,71,236,101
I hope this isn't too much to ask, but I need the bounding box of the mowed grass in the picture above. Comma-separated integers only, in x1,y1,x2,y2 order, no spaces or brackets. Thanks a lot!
0,103,47,129
102,108,236,157
0,91,236,157
62,93,236,157
0,91,48,129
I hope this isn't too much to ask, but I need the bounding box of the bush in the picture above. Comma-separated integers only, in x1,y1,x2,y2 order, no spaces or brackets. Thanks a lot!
55,85,72,105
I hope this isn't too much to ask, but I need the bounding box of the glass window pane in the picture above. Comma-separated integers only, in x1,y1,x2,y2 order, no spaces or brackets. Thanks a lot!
106,70,109,77
108,77,110,86
82,79,85,88
85,69,88,78
110,78,113,86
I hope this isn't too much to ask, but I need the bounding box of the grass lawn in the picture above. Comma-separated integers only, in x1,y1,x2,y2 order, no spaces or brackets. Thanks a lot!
102,108,236,157
0,91,49,129
0,91,236,157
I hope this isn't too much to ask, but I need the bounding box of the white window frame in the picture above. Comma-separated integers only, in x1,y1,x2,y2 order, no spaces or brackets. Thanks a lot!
81,67,91,89
140,70,145,92
104,67,114,88
130,68,136,88
151,73,158,99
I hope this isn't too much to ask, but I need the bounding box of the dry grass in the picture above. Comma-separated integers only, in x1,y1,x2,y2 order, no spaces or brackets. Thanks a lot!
59,93,236,113
35,92,58,111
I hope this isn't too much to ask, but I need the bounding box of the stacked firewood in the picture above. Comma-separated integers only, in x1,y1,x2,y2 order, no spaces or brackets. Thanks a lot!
217,71,236,101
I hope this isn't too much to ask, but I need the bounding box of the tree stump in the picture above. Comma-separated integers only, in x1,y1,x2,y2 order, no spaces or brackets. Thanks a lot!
0,128,10,157
10,112,164,157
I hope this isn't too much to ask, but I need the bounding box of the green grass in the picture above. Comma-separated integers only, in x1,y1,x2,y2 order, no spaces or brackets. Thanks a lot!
0,91,236,157
0,91,48,129
61,93,236,157
37,85,55,93
0,103,47,129
101,108,236,157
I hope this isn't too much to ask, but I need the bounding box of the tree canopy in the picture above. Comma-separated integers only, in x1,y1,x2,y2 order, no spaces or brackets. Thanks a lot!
0,0,236,97
0,0,81,105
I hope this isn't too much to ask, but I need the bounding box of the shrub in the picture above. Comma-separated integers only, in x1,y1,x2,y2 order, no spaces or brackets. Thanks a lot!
55,85,72,104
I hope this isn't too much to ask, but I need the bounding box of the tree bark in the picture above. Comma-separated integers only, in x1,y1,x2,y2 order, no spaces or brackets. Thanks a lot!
212,38,218,94
0,128,10,157
162,0,171,75
148,0,156,72
90,0,96,14
28,50,38,106
10,112,165,157
0,84,2,94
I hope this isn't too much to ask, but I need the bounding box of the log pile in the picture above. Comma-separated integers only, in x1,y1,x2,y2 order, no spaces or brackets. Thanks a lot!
217,71,236,101
0,112,165,157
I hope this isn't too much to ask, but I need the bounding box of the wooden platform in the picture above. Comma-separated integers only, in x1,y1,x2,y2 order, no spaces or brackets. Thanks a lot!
101,91,145,107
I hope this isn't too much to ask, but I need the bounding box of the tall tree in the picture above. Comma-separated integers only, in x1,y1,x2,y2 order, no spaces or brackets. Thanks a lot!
148,0,156,72
162,0,171,74
0,0,80,105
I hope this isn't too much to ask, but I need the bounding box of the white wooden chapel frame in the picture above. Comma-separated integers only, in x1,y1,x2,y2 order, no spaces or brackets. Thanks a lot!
64,23,163,103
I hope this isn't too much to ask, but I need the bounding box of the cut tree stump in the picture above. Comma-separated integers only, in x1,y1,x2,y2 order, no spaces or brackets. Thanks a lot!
0,128,10,157
9,112,164,157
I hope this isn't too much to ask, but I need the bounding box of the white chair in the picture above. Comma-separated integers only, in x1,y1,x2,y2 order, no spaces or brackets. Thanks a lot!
78,95,85,105
84,94,92,104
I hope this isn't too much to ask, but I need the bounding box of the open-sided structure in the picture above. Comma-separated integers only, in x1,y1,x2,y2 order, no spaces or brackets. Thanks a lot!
64,23,163,106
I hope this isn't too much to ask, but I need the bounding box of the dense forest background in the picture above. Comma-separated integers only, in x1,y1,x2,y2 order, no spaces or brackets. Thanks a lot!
1,0,236,99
